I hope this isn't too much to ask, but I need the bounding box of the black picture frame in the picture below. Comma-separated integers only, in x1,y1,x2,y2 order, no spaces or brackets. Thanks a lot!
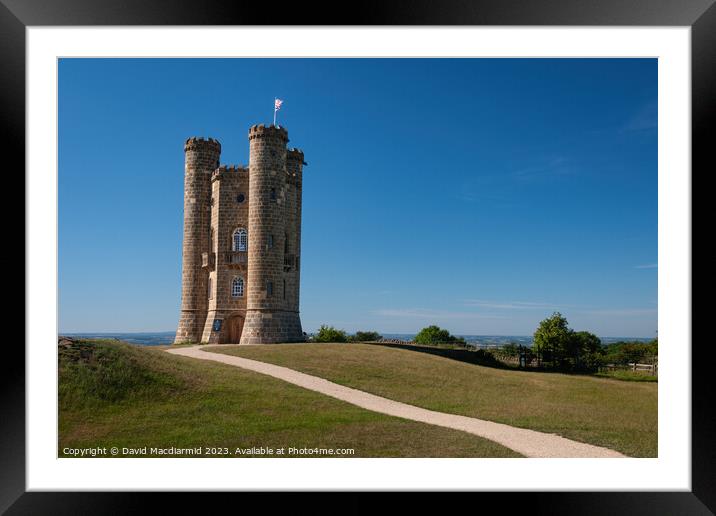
5,0,711,513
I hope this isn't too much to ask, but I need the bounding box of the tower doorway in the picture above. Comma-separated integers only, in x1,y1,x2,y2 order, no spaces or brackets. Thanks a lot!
224,314,245,344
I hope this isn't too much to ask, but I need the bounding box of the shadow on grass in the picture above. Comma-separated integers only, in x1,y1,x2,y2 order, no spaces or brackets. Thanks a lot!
365,341,516,370
364,341,629,380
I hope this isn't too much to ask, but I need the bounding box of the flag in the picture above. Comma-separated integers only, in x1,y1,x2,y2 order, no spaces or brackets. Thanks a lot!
274,98,283,111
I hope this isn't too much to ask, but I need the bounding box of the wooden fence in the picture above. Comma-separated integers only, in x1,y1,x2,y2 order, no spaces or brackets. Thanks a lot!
599,362,658,376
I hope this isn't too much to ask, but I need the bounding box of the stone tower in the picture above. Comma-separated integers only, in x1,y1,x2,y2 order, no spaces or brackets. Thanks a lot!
174,124,305,344
175,137,221,344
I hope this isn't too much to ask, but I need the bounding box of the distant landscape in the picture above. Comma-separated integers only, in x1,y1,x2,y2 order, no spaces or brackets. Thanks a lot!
61,331,654,348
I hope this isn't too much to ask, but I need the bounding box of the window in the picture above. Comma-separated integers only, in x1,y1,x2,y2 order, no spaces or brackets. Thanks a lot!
208,277,212,300
232,277,244,298
283,279,286,300
268,234,274,249
236,193,245,203
266,280,273,297
284,233,289,254
232,228,247,251
270,188,276,201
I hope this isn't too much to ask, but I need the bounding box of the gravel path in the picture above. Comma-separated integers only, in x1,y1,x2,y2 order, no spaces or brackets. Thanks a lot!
166,345,625,458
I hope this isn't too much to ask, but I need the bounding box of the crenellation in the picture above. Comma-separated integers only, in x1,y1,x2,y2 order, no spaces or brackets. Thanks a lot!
212,164,249,182
184,136,221,153
248,124,289,142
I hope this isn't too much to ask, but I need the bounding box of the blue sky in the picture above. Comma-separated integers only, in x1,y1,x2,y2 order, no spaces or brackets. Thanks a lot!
58,58,657,337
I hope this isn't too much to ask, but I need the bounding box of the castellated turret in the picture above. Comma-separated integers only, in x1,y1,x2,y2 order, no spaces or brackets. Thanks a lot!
174,125,305,344
175,137,221,343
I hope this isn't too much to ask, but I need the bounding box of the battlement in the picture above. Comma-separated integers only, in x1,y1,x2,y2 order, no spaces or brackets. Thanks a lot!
212,164,248,181
184,137,222,153
287,148,304,160
287,148,307,166
248,124,288,142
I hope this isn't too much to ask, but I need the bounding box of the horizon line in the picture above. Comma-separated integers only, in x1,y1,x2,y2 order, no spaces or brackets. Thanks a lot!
59,330,656,339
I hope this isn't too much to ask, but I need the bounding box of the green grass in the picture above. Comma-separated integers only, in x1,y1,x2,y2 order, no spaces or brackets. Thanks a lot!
594,370,658,382
208,343,658,457
59,340,520,457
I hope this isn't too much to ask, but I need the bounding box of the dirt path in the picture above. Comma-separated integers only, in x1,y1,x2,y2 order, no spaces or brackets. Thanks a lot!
166,345,625,458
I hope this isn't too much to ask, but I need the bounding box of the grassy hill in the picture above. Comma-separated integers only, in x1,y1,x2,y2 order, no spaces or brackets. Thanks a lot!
207,343,657,457
58,339,520,457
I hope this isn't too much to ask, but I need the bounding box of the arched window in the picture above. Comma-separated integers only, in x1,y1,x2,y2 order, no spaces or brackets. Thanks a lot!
232,277,244,298
208,277,212,300
232,228,247,252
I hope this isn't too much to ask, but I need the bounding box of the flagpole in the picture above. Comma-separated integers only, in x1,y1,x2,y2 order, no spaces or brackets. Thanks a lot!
273,98,277,127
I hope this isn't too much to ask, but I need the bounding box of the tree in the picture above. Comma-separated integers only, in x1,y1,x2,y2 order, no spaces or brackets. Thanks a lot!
313,325,348,343
533,313,605,371
569,331,604,371
414,325,465,346
533,312,572,367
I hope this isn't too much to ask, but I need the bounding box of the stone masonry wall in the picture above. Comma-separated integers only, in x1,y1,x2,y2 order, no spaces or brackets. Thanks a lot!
175,137,221,343
240,124,303,344
200,165,250,343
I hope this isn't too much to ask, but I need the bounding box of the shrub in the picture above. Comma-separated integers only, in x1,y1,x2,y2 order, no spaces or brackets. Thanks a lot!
313,325,348,343
352,331,382,342
568,331,605,371
500,342,521,357
414,325,465,346
602,340,657,365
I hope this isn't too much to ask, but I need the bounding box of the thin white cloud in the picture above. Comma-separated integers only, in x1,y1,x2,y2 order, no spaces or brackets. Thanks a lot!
373,308,506,320
454,191,512,205
574,308,657,317
511,156,575,181
463,299,560,310
635,263,658,269
621,101,657,133
462,300,657,319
